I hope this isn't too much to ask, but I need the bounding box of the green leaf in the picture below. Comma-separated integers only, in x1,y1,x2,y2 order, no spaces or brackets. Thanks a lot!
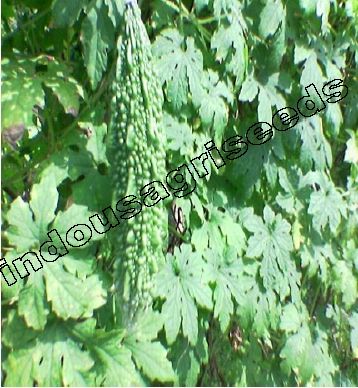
104,0,123,25
345,129,358,164
297,116,332,170
280,304,301,333
280,324,312,377
299,0,316,14
2,57,83,132
259,0,284,39
192,207,226,252
169,329,208,386
2,68,43,132
258,85,272,123
153,29,203,110
194,0,210,12
78,325,143,386
44,262,106,320
79,122,108,165
213,0,239,18
72,171,111,211
301,242,333,284
349,313,358,359
52,0,87,27
4,349,35,387
67,148,95,180
305,172,347,232
198,70,233,143
18,274,49,330
53,203,104,241
239,76,259,102
125,338,175,382
163,113,194,155
154,245,212,345
119,309,175,383
220,212,246,255
127,310,164,342
316,0,330,34
237,282,279,338
281,325,337,384
1,254,23,302
30,174,58,238
309,329,337,385
325,102,343,136
6,174,58,251
2,311,38,349
205,246,246,331
300,52,324,90
211,17,247,86
243,206,298,300
6,197,40,251
331,261,357,308
6,174,106,324
3,320,95,387
294,44,312,65
32,323,95,387
62,247,96,278
276,167,306,214
82,1,115,89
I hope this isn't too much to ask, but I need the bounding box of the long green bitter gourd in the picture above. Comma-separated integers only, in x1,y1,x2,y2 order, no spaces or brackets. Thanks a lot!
108,0,167,324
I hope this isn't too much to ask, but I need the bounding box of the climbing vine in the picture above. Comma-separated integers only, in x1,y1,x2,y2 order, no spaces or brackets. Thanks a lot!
1,0,357,386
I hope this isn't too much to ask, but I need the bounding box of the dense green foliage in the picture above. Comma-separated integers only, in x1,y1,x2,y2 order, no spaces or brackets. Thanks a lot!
1,0,358,386
108,2,167,325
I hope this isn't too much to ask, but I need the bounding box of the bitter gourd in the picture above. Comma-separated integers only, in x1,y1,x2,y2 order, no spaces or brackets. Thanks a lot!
108,0,167,324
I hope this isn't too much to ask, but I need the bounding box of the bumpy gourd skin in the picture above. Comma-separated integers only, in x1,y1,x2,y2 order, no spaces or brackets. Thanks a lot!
108,2,167,324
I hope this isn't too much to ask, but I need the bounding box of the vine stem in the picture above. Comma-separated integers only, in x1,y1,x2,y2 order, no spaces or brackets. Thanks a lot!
159,0,211,42
198,15,226,24
159,0,180,13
